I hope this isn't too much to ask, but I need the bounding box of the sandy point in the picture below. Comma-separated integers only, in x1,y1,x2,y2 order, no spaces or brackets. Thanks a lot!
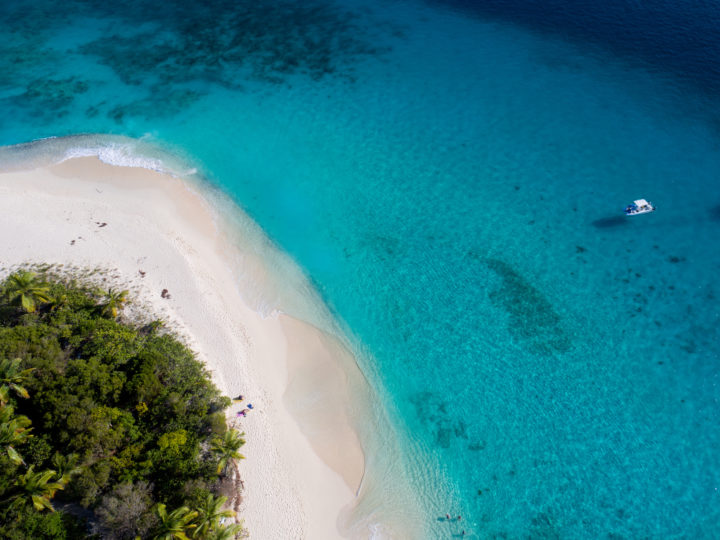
0,156,366,539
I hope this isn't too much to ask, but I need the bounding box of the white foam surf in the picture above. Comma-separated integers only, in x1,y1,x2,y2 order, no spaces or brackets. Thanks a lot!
0,134,196,178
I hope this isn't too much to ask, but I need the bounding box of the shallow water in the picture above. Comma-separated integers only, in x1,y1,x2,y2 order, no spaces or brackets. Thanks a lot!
2,0,719,537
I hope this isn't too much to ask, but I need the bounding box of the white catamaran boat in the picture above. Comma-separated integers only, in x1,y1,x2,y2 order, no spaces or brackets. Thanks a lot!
624,198,655,216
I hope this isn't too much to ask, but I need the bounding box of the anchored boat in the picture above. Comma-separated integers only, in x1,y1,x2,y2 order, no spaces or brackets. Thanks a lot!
624,198,655,216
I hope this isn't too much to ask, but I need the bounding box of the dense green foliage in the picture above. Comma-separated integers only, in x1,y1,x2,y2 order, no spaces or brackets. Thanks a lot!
0,270,245,539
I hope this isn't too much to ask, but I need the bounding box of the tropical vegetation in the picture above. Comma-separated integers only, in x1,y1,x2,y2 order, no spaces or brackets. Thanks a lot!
0,269,246,539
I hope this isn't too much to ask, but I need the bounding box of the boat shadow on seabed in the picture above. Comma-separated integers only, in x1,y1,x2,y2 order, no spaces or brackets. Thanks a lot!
591,215,628,228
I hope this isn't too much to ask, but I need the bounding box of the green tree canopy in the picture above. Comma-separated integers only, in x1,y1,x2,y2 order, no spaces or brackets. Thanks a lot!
0,271,245,539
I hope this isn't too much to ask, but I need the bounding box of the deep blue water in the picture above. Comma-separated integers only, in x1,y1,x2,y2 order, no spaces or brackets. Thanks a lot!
433,0,720,95
1,0,719,537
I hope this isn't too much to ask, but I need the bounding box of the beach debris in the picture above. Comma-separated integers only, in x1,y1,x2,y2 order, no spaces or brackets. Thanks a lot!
138,270,146,278
161,288,171,299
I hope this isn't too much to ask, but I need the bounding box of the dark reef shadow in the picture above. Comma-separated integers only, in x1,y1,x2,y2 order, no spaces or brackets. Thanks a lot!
485,258,572,355
592,215,627,229
0,0,397,123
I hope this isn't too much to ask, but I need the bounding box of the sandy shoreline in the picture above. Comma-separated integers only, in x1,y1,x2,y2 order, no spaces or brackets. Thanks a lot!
0,157,365,538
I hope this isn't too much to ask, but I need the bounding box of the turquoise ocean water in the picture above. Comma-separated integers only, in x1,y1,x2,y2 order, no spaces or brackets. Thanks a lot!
1,0,719,537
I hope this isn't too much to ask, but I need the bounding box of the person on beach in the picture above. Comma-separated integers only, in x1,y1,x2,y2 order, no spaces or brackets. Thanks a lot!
234,394,244,401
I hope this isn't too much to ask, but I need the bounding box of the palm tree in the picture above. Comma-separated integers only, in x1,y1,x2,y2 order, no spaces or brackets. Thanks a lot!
0,404,32,465
192,494,235,539
206,522,246,540
13,466,65,511
150,504,199,540
210,430,245,475
0,357,35,402
52,452,81,485
98,288,129,318
46,291,69,312
3,270,51,313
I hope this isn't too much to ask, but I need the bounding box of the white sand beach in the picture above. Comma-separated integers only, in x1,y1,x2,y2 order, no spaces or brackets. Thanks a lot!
0,157,367,538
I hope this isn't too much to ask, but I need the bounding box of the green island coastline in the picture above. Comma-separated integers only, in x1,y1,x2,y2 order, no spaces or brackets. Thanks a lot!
0,267,247,539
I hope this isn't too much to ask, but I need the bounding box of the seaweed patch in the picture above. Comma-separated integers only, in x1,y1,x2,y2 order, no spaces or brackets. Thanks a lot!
106,89,203,124
485,258,572,354
409,392,486,451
